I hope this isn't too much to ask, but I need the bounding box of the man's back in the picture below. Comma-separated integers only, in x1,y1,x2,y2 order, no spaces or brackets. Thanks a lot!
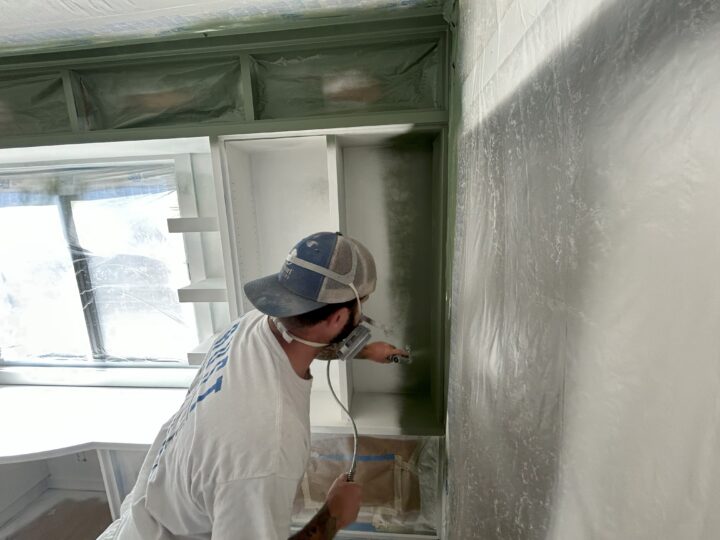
103,310,312,540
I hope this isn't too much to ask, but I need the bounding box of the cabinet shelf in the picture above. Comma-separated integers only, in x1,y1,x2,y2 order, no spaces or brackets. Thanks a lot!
167,217,218,233
187,334,219,365
177,278,227,303
310,391,442,437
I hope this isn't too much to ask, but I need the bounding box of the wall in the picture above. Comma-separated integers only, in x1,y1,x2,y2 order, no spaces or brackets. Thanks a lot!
446,0,720,538
0,462,49,526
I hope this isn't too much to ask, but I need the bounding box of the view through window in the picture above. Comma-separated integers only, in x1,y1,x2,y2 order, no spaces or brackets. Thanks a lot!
0,161,198,366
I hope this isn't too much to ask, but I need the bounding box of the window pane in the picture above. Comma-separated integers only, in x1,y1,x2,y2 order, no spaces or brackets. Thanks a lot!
71,175,197,362
0,204,91,361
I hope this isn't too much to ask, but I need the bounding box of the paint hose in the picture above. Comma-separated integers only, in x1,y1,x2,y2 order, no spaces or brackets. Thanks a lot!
326,359,358,482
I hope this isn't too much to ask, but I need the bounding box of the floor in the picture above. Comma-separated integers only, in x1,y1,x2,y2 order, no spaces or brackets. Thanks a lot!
0,489,112,540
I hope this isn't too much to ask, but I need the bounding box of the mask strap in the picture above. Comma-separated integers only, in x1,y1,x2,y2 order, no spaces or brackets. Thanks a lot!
286,244,358,286
272,317,329,348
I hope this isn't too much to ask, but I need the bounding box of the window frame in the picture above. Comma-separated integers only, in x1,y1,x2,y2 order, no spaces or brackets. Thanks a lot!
0,153,213,387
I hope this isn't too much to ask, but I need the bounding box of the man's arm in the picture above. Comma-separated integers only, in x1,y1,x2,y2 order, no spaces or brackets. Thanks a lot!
315,342,408,362
289,505,337,540
289,474,361,540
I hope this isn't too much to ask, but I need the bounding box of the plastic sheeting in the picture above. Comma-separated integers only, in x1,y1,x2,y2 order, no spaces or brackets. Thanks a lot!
252,41,441,119
0,73,70,136
292,435,440,535
0,0,442,55
73,58,245,130
447,0,720,538
0,163,197,365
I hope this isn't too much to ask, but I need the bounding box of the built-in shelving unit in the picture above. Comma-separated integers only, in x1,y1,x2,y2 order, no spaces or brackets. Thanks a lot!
177,278,228,303
212,124,447,437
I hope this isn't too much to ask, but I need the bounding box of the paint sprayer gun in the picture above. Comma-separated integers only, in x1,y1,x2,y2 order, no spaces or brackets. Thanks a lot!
387,348,412,365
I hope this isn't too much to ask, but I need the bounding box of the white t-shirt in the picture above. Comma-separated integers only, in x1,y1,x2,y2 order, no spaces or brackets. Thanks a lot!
99,310,313,540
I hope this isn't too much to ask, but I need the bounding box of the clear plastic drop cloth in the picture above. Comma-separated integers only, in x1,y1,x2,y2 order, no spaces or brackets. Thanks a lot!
446,0,720,539
0,0,442,55
252,41,441,119
0,73,70,136
0,162,197,365
72,58,244,130
292,435,440,535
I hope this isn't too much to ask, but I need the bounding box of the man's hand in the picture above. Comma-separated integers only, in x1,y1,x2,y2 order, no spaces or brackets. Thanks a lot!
326,474,362,530
359,341,408,364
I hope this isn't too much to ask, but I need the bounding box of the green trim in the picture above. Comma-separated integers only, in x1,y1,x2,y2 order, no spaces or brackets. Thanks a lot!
0,16,447,72
61,70,80,133
239,53,256,122
0,110,448,150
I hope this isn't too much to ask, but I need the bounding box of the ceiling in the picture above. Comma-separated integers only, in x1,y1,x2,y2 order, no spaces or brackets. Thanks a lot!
0,0,443,56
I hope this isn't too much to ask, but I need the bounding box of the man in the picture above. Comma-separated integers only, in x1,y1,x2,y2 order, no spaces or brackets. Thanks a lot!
99,231,406,539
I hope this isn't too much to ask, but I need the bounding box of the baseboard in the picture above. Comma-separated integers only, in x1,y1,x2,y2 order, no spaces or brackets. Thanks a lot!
0,477,49,529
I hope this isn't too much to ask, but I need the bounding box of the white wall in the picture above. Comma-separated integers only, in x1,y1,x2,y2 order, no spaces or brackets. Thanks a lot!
46,452,105,492
0,462,49,526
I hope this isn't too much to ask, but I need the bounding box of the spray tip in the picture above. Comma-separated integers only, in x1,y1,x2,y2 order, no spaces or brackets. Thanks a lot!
388,353,412,365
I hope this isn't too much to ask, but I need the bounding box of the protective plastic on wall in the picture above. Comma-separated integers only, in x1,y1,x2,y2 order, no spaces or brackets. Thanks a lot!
252,41,441,119
447,0,720,539
72,58,245,130
292,435,440,535
0,73,69,136
0,162,197,365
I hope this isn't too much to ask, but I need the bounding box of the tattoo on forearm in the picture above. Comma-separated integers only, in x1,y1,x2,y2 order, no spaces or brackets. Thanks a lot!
288,505,338,540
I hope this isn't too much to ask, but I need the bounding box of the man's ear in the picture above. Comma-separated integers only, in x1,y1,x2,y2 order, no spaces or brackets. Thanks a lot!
327,306,349,330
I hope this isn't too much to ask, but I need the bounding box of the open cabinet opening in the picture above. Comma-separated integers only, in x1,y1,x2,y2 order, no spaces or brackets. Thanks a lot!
214,125,447,437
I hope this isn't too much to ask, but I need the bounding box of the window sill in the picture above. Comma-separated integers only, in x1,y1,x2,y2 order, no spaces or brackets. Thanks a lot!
0,365,196,388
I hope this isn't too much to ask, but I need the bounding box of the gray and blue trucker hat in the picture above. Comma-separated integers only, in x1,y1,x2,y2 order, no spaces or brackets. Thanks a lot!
243,232,377,317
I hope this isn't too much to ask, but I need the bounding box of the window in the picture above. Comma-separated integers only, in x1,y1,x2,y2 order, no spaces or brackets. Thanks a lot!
0,161,198,367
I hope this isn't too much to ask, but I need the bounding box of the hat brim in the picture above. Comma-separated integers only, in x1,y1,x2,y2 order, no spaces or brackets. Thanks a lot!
243,273,328,317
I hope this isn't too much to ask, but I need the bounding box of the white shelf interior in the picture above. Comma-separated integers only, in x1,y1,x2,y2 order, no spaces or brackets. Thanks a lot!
214,128,446,437
220,135,337,312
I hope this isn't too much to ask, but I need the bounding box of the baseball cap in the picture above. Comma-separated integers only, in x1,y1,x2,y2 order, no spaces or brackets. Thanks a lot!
244,232,377,317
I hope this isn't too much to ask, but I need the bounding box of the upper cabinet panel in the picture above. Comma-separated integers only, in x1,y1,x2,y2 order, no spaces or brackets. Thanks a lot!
252,40,442,119
0,73,70,136
72,58,245,130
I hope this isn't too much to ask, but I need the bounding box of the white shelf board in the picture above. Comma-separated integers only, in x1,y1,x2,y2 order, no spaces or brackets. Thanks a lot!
0,386,441,466
0,386,186,464
167,217,219,233
310,391,443,437
187,333,218,365
177,278,227,303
